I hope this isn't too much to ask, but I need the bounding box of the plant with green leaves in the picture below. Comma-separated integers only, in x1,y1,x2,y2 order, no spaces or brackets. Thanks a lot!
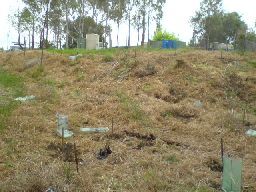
153,29,178,41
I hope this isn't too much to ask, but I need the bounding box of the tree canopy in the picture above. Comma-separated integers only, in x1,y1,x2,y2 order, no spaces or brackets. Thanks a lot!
191,0,248,48
11,0,166,49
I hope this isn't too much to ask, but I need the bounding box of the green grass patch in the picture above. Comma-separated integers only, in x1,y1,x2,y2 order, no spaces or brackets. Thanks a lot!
117,92,147,124
47,47,190,58
0,69,24,97
247,60,256,68
0,101,19,131
161,110,173,118
142,83,153,93
102,54,114,62
30,65,45,79
47,48,118,57
43,79,56,86
164,155,179,164
0,68,24,131
253,108,256,116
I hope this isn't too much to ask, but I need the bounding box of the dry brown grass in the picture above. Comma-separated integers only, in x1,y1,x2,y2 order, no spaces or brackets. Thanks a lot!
0,49,255,191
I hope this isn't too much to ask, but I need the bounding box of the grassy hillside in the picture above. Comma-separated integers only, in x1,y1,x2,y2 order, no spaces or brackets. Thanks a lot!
0,49,255,191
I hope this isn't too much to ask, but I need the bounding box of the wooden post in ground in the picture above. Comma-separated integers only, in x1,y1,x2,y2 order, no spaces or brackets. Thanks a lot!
221,138,224,165
242,109,246,125
62,127,64,152
74,143,79,173
111,118,114,134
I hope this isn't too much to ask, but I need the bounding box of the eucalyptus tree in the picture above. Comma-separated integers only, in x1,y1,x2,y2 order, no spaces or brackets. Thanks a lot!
68,16,105,47
93,0,112,47
60,0,79,48
21,0,42,48
19,8,34,48
87,0,100,23
132,0,166,45
153,0,166,29
48,0,64,48
125,0,133,46
223,12,247,44
191,0,223,48
9,10,22,45
109,0,127,46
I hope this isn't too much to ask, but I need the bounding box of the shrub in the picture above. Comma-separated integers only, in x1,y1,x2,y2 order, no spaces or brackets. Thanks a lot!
153,29,179,41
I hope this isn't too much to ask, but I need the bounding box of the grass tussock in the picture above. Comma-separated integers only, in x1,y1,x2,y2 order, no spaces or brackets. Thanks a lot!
117,91,147,124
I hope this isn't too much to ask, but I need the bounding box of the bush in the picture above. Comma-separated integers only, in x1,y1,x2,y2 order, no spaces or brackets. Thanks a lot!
153,29,179,41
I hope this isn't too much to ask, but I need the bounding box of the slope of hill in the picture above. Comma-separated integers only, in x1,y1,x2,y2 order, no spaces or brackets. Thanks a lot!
0,49,255,191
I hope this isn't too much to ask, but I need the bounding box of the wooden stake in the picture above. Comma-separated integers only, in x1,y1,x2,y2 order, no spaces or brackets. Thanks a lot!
243,109,246,125
62,127,64,152
74,143,79,173
221,138,224,164
111,118,114,134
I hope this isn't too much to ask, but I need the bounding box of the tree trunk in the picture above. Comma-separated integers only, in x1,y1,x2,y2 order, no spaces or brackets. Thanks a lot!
148,14,150,42
32,18,35,49
82,0,85,38
65,3,69,49
45,4,49,42
56,29,59,49
29,31,31,49
109,32,112,48
128,10,131,47
137,26,140,46
117,21,120,47
141,12,146,46
141,0,146,46
105,9,109,48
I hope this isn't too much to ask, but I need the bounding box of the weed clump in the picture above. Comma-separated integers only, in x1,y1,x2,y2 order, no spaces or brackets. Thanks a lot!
117,92,146,123
134,64,157,78
102,54,114,62
169,103,199,120
30,65,45,79
175,59,187,68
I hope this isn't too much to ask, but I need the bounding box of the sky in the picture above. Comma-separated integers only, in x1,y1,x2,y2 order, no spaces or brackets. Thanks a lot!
0,0,256,49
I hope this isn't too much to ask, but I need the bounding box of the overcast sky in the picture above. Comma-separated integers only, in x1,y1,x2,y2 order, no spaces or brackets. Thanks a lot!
0,0,256,49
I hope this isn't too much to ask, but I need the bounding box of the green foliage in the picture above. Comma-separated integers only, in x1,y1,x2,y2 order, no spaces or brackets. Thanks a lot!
246,31,256,41
153,29,178,41
68,16,105,48
191,0,247,47
223,12,247,43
